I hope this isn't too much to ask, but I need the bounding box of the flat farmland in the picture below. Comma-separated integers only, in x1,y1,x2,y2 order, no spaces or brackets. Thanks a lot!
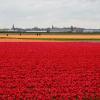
0,42,100,99
0,34,100,41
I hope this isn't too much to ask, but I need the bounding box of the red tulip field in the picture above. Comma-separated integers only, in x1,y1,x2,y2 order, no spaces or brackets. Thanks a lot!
0,42,100,99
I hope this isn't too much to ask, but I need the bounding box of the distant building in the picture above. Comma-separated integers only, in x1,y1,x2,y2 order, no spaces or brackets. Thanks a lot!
50,28,71,32
83,29,100,33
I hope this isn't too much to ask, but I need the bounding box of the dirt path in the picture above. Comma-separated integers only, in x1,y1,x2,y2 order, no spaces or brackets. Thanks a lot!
0,34,100,42
1,34,100,39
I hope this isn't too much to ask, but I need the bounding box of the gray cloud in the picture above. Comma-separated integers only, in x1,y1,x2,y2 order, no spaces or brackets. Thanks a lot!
0,0,100,28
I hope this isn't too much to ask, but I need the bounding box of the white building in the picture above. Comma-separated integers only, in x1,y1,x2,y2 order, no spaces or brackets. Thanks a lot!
83,29,100,33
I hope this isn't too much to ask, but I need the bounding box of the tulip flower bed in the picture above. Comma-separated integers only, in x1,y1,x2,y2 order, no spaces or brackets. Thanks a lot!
0,42,100,99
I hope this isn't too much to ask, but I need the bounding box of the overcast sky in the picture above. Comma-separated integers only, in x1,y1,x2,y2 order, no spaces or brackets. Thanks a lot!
0,0,100,28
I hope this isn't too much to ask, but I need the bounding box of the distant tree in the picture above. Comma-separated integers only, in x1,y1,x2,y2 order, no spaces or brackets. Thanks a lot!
12,24,15,31
71,26,74,32
47,28,50,33
52,25,54,29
